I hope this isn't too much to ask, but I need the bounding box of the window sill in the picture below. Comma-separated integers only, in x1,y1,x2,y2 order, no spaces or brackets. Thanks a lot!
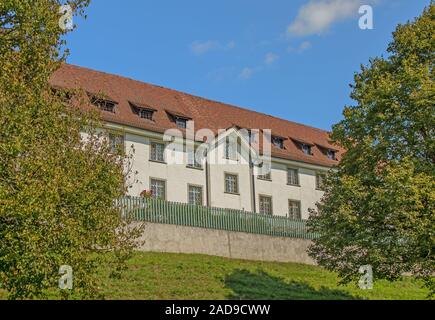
224,191,240,196
258,178,272,182
186,165,204,171
287,184,301,187
149,159,167,165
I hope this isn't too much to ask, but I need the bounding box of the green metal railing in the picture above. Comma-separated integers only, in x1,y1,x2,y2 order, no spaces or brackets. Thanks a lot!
116,196,318,240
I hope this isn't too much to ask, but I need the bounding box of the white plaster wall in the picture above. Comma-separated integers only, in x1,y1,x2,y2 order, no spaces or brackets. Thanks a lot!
93,123,328,218
125,133,207,205
254,163,324,219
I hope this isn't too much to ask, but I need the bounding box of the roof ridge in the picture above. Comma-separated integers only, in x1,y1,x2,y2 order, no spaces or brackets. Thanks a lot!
63,63,332,136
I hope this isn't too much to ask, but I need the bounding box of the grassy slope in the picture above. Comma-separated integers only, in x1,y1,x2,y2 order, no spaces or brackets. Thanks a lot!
98,252,428,300
0,252,429,300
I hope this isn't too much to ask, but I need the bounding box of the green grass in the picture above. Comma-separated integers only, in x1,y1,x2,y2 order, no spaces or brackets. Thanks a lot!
0,252,430,300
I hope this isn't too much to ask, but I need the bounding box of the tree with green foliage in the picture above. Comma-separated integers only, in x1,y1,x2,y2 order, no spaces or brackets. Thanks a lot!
0,0,143,299
308,4,434,296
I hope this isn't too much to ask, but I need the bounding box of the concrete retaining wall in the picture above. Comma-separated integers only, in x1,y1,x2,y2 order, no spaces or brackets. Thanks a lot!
136,222,315,265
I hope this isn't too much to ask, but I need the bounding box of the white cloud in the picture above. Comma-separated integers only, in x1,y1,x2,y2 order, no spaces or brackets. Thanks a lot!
238,67,255,80
265,52,279,65
299,41,312,51
190,40,236,56
226,41,236,50
288,41,313,53
287,0,376,36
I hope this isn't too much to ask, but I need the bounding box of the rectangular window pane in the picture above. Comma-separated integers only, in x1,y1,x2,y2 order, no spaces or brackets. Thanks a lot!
225,174,238,194
289,200,301,219
225,138,237,160
187,148,202,169
188,185,203,206
176,118,187,129
140,109,153,120
316,173,325,190
258,172,271,180
108,133,124,154
259,196,273,215
327,150,336,160
272,137,284,149
302,144,312,155
150,142,165,162
150,179,166,200
287,168,299,185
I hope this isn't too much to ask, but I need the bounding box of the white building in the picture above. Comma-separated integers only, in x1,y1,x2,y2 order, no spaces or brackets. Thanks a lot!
51,64,343,220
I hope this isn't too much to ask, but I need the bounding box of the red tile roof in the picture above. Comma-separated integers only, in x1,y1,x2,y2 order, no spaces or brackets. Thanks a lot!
50,63,344,168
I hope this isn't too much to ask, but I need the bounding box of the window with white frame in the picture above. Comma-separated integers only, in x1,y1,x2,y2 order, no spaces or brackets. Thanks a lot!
187,147,202,169
91,97,116,113
327,149,336,160
175,117,187,129
258,163,272,181
272,136,284,149
150,142,165,162
224,137,238,160
287,168,299,186
302,144,312,155
258,171,271,181
188,185,203,206
288,200,301,219
259,196,273,215
108,133,124,154
224,173,239,194
316,172,325,190
249,131,257,144
150,179,166,200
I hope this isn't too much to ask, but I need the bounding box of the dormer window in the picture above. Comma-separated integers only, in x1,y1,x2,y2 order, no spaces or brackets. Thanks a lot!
129,101,156,121
138,109,152,120
327,149,336,160
314,143,338,161
165,110,192,129
302,144,312,155
91,97,117,113
291,137,314,156
272,136,284,149
175,117,187,129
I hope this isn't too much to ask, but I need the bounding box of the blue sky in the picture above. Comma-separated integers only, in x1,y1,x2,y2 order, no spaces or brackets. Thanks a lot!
65,0,430,130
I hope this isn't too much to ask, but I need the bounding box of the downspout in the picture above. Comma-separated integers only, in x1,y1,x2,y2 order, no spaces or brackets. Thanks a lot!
249,148,257,213
205,150,211,207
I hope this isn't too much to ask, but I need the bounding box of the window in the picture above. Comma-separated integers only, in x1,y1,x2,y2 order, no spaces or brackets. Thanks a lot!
139,108,154,120
225,173,239,194
272,136,284,149
287,168,299,186
249,131,257,144
288,200,301,219
187,147,202,169
175,117,187,129
91,97,116,113
302,144,312,155
188,185,203,206
316,173,325,190
327,149,336,160
225,138,238,160
259,196,273,215
258,164,272,180
108,133,124,154
150,142,165,162
150,179,166,200
258,172,271,181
